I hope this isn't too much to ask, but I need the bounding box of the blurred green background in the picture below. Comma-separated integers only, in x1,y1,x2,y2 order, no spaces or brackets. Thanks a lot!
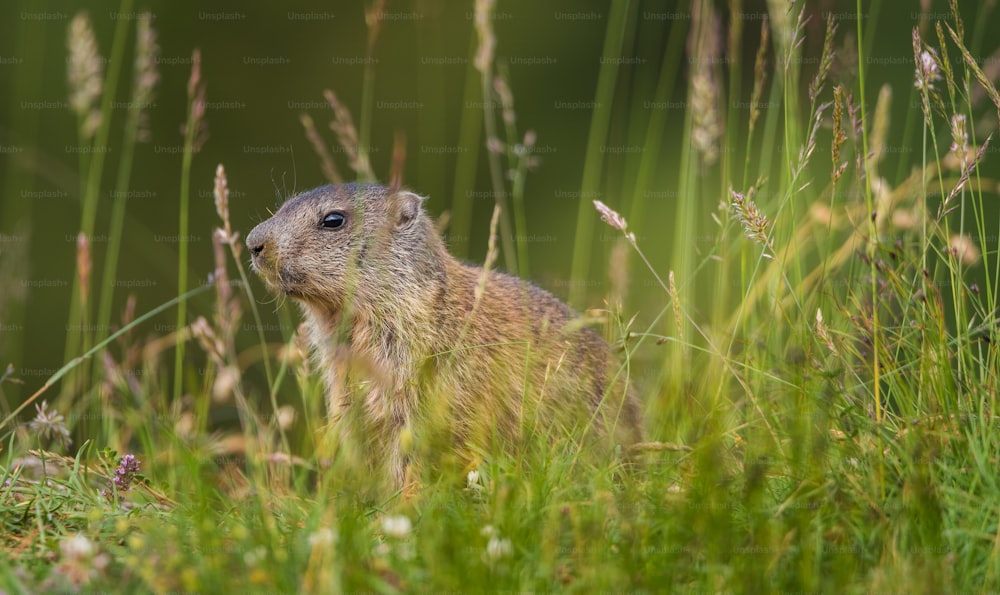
1,0,997,408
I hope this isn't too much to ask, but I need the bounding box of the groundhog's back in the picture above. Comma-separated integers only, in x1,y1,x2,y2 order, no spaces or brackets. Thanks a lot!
428,259,643,452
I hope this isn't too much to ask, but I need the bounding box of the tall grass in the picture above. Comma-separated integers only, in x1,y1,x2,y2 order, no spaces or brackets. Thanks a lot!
474,0,518,273
567,0,632,306
172,48,206,405
94,13,158,385
4,1,1000,592
60,5,134,423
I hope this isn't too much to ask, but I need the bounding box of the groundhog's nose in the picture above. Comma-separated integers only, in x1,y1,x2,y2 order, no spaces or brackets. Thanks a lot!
246,225,266,258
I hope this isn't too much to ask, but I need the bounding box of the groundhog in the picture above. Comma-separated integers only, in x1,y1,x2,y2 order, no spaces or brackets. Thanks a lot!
246,183,642,490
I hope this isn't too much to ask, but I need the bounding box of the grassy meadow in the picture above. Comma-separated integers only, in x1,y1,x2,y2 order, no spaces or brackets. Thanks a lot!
3,0,1000,592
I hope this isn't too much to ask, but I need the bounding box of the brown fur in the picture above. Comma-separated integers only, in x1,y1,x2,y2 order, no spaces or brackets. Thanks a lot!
246,184,642,489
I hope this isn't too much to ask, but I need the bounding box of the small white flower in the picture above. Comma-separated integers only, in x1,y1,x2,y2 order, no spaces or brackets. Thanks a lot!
56,533,109,587
308,527,337,548
381,515,412,539
243,545,268,565
276,405,297,430
914,49,941,92
920,51,938,76
480,524,498,538
60,534,95,560
466,469,481,489
485,536,513,561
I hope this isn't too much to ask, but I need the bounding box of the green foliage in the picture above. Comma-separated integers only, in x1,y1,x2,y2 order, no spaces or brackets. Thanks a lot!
3,1,1000,592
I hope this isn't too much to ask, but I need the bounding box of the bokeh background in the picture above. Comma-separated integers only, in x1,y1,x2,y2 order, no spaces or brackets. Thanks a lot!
1,0,997,410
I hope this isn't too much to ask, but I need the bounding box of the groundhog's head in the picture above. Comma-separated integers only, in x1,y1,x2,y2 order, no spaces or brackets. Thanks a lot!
246,183,431,311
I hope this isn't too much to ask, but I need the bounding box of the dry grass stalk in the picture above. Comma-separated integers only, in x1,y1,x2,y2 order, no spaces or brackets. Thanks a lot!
212,230,237,338
912,28,942,127
473,0,496,74
844,91,862,143
608,241,629,309
493,76,516,126
808,16,837,103
474,205,502,304
669,271,683,344
389,130,407,191
628,441,693,453
815,308,837,355
133,13,159,142
948,0,965,39
209,166,245,361
969,46,1000,109
687,0,722,166
191,317,225,374
730,188,772,257
949,115,968,161
213,164,233,240
831,85,848,183
939,135,991,219
933,22,957,109
593,200,671,298
868,85,892,172
185,49,207,152
364,0,387,51
300,113,343,184
946,24,1000,124
67,12,103,139
76,233,91,308
323,89,374,179
594,200,633,241
792,102,829,181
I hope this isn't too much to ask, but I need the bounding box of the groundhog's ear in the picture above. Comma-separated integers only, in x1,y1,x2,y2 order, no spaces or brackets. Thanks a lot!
391,191,426,230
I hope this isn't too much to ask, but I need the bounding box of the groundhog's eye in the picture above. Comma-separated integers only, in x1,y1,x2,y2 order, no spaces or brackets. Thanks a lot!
321,211,347,230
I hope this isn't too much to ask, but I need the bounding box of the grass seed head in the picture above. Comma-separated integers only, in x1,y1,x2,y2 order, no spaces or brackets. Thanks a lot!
67,12,104,138
593,200,634,244
730,189,771,253
688,0,722,166
185,48,208,151
815,308,838,354
913,44,941,94
213,164,232,237
133,13,160,142
949,114,968,159
474,0,496,74
29,401,72,448
669,271,683,343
